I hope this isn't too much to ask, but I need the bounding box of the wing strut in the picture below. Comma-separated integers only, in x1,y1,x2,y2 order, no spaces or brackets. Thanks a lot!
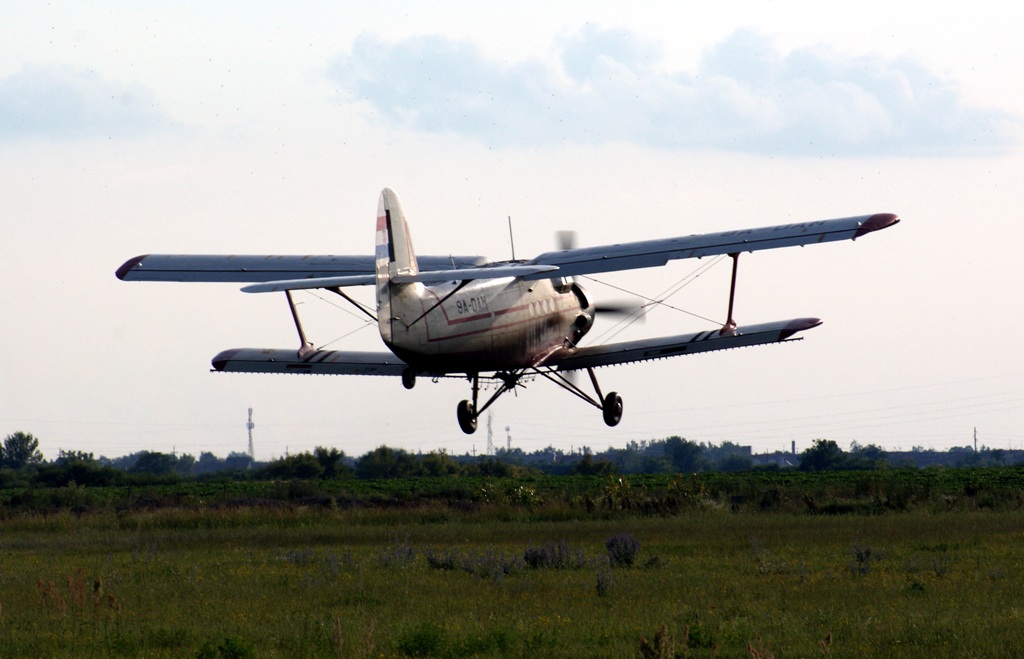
327,286,377,322
285,291,316,358
721,253,740,336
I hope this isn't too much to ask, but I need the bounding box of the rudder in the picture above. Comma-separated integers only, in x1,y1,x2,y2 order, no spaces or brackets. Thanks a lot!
375,188,419,344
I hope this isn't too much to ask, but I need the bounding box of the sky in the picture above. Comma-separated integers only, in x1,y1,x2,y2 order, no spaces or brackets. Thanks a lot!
3,2,1024,461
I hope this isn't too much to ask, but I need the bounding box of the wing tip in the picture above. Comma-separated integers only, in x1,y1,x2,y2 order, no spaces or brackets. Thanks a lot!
854,213,900,239
780,317,823,340
115,255,149,280
211,349,241,371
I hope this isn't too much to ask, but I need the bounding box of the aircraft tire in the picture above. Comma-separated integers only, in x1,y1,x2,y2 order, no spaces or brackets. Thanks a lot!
401,368,416,390
602,392,623,427
457,400,478,434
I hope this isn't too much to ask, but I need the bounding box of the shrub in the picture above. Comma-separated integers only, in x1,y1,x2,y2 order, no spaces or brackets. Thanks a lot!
605,533,641,568
523,540,586,570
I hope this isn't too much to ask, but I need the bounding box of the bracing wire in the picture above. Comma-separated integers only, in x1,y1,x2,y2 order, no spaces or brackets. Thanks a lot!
299,289,377,350
586,254,728,344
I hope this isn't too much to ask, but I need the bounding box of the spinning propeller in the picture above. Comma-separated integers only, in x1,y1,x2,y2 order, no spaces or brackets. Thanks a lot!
555,230,644,322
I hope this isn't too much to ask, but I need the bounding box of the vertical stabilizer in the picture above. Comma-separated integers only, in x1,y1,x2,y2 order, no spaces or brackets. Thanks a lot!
375,188,419,344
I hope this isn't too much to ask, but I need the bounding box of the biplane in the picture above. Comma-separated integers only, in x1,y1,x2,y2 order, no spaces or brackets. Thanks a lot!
117,188,898,433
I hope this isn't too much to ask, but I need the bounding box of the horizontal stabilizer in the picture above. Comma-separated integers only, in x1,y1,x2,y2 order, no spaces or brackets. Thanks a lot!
241,275,375,293
553,318,823,371
393,264,559,284
211,348,408,376
240,264,561,293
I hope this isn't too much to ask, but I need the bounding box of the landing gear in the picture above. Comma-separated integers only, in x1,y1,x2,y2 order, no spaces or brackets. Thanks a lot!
453,367,624,432
401,367,416,390
457,399,477,434
455,372,519,435
602,392,623,427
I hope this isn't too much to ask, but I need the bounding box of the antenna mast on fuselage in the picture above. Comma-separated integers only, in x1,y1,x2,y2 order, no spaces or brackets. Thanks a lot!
507,216,516,261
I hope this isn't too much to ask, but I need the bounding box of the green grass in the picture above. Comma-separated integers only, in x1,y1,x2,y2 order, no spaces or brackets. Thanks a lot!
1,504,1023,657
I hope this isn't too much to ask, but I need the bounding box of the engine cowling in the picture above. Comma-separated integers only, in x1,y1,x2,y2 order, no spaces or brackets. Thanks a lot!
569,282,595,344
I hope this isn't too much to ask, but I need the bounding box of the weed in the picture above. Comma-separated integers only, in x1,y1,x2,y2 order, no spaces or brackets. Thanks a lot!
639,624,674,658
197,636,254,659
688,624,716,649
849,542,879,576
819,631,833,655
747,636,774,659
422,546,460,571
424,546,523,579
36,578,65,616
377,534,415,568
523,540,586,570
280,549,313,567
461,550,523,580
931,554,952,577
397,621,447,657
595,563,614,597
506,483,542,507
643,554,667,569
605,532,640,568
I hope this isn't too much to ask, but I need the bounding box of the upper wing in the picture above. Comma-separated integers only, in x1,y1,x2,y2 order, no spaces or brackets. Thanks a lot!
551,318,822,371
118,212,896,285
527,213,898,279
115,254,487,283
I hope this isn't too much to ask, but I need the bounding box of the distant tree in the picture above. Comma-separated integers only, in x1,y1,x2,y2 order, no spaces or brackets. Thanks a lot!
799,439,846,471
420,450,462,477
469,458,521,478
175,453,196,477
574,453,616,476
356,446,418,479
261,453,323,479
313,446,352,479
130,451,179,475
2,431,44,469
36,450,121,487
223,451,254,471
663,436,705,472
848,442,888,469
195,451,223,475
55,449,95,465
718,453,754,472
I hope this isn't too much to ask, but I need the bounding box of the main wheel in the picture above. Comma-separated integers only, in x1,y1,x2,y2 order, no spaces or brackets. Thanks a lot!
401,368,416,390
457,399,478,434
601,392,623,427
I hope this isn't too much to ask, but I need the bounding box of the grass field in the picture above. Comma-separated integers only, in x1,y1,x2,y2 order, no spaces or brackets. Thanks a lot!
1,481,1023,657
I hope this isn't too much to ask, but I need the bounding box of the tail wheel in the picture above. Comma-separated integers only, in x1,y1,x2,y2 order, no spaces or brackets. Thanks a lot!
602,392,623,427
457,399,478,434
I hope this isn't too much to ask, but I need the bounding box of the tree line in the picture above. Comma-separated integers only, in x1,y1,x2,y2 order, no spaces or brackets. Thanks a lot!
1,431,1018,488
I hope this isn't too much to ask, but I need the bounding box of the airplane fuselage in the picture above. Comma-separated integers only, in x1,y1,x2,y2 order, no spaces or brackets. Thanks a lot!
383,275,593,373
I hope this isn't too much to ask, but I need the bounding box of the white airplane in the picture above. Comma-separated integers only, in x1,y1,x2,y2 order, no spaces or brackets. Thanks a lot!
117,188,898,434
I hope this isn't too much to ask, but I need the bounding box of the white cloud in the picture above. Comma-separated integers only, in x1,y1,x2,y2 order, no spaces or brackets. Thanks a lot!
0,64,173,141
328,27,1019,156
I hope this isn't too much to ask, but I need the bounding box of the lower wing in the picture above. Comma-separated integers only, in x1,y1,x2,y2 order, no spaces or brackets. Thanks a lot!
210,318,821,376
211,348,408,375
551,318,822,371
